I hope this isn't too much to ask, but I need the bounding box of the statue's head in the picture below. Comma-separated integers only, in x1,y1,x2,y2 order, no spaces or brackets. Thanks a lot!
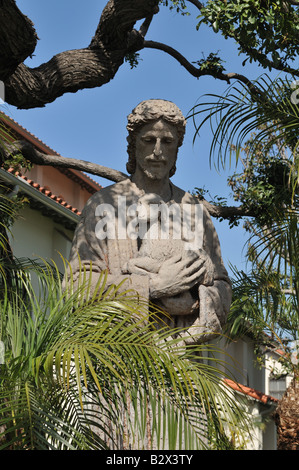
126,99,186,177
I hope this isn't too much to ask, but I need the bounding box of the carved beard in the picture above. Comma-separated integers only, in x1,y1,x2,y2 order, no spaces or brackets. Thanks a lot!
142,167,165,180
140,158,177,181
143,165,176,180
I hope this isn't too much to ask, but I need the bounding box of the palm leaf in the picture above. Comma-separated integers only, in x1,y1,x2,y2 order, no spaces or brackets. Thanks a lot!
0,258,250,449
189,75,299,171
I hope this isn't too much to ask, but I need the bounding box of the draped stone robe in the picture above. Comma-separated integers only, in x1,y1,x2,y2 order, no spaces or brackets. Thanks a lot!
68,178,232,344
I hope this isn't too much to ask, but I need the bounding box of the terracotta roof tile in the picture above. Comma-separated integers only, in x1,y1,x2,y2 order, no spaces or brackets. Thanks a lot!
224,378,279,405
9,168,82,216
0,112,102,192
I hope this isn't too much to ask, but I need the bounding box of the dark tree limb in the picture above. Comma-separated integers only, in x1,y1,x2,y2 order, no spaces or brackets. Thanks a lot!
138,15,155,38
1,0,269,109
143,40,266,102
0,0,38,81
1,140,128,183
0,139,253,220
3,0,160,109
225,73,265,99
5,49,127,109
185,0,204,11
198,196,254,219
144,40,230,81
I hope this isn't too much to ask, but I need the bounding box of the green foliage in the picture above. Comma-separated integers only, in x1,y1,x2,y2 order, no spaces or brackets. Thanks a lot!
191,74,299,380
189,75,299,227
0,258,249,449
227,133,296,227
190,75,299,167
226,150,299,376
0,119,33,173
227,250,299,376
160,0,190,16
190,71,299,384
124,52,141,69
192,52,226,77
198,0,299,72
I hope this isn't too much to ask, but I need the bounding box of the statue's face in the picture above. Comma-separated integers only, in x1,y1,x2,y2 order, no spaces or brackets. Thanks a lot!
135,119,179,181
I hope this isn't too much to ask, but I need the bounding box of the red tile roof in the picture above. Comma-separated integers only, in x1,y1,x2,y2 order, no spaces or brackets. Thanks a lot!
0,111,104,218
0,111,102,193
224,378,279,405
7,167,82,216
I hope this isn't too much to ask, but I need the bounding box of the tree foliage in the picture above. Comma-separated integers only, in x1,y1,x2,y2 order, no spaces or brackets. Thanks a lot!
198,0,299,74
191,76,299,451
189,74,299,223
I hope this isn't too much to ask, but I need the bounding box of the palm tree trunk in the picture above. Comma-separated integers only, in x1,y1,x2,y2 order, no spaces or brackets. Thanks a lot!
273,376,299,450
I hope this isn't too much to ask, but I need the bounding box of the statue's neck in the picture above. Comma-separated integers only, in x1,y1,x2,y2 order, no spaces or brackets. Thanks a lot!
131,172,172,201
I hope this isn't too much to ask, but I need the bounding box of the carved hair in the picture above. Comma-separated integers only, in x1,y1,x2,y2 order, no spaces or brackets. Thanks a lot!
126,99,187,176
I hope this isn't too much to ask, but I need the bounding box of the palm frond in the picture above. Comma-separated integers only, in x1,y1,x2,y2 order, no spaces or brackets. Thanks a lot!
189,75,299,171
0,257,250,449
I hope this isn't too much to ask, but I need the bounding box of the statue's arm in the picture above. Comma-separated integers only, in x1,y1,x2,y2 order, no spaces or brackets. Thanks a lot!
66,198,151,299
150,204,231,321
196,205,232,328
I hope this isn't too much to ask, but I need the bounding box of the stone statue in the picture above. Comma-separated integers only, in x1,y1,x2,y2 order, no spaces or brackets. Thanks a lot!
68,99,231,343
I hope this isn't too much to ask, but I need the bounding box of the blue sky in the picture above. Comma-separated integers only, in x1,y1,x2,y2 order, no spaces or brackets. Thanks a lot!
3,1,271,273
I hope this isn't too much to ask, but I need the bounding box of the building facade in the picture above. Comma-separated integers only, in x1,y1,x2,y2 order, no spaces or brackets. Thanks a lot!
0,112,101,271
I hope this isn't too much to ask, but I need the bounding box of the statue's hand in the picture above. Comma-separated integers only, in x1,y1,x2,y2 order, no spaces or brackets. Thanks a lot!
149,251,211,299
158,291,199,316
122,256,161,275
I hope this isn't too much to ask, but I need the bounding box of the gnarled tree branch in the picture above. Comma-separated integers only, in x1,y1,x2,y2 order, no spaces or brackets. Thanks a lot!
0,0,38,81
1,140,127,183
1,0,268,109
186,0,204,11
0,139,253,220
143,40,265,101
3,0,160,109
198,196,254,219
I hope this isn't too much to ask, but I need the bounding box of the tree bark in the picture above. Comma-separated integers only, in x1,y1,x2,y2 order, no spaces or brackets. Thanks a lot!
1,0,267,109
273,377,299,450
1,139,128,183
2,0,159,109
0,0,38,82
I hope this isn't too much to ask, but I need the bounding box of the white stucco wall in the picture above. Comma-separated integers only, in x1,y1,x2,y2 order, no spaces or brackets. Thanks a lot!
9,205,74,272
